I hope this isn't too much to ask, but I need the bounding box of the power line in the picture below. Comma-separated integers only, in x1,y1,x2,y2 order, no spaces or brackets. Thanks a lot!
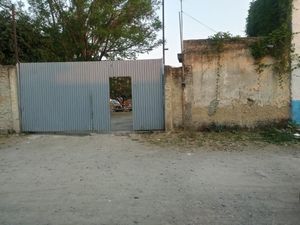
182,11,218,33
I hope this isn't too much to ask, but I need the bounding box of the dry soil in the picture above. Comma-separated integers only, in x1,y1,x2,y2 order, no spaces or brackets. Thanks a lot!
0,134,299,225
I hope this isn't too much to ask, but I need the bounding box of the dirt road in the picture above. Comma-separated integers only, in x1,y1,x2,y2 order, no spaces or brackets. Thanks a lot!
0,134,299,225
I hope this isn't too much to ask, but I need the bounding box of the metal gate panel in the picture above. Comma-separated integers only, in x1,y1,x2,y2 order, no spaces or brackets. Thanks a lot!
87,62,110,132
131,60,164,130
102,60,164,130
20,59,164,132
20,63,94,132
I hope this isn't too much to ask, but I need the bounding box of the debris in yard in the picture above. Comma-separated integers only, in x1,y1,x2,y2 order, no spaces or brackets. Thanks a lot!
294,133,300,139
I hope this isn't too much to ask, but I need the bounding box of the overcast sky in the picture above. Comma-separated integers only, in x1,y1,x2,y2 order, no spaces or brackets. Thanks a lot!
139,0,253,66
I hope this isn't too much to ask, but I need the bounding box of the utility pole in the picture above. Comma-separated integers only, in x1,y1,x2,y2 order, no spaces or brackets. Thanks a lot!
162,0,165,65
180,0,183,53
12,4,19,64
179,0,185,130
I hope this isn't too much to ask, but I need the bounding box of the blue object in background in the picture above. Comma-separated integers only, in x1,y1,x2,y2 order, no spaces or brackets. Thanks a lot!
292,100,300,125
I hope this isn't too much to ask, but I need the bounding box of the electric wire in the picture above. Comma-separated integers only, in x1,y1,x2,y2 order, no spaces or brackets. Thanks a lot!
182,11,218,33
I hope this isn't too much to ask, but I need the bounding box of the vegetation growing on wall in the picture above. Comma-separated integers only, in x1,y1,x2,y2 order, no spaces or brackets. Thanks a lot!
207,32,240,116
246,0,294,77
208,32,240,53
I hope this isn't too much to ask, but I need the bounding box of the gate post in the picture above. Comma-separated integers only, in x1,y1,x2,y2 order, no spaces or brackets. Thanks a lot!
292,0,300,125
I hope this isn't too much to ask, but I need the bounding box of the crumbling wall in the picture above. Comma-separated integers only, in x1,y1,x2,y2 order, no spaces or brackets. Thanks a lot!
165,66,183,130
0,65,20,133
165,38,291,130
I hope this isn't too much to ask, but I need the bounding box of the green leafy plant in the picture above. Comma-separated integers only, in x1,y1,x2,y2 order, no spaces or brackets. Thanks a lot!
246,0,295,79
0,0,162,64
208,32,239,53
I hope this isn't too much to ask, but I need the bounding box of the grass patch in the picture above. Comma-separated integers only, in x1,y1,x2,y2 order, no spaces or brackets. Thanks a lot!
259,122,300,145
134,123,300,149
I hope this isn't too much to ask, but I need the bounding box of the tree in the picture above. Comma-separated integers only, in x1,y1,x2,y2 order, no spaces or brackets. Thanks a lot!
27,0,162,61
245,0,294,78
246,0,292,37
0,0,60,64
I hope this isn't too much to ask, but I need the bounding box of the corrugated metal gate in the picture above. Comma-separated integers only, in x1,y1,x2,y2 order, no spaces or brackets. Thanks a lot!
19,59,164,132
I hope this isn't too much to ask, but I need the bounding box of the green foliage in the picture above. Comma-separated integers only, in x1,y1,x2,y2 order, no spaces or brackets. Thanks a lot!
246,0,293,76
139,127,300,148
109,77,132,99
27,0,162,61
208,32,239,53
259,122,300,145
246,0,292,37
0,2,54,64
0,0,162,64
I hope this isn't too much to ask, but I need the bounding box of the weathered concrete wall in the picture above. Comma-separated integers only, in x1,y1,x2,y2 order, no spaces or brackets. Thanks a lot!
165,38,291,130
165,66,183,130
0,65,20,133
292,0,300,125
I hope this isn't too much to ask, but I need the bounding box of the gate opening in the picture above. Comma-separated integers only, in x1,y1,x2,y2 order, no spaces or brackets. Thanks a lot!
109,77,133,131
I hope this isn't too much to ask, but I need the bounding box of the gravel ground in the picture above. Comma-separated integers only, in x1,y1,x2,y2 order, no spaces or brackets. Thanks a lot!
0,134,299,225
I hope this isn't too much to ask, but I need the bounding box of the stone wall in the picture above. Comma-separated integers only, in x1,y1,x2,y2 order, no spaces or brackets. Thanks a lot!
165,38,291,130
0,65,20,133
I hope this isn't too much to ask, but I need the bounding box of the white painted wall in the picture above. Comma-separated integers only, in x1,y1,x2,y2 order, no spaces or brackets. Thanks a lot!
293,0,300,99
292,0,300,124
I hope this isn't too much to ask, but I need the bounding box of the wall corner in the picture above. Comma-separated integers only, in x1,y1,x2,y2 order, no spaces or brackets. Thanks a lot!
8,67,20,133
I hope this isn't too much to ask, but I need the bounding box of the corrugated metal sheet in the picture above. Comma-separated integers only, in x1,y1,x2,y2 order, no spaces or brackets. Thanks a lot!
19,59,164,132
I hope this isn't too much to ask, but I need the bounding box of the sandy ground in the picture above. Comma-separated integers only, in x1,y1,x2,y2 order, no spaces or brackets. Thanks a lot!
0,134,300,225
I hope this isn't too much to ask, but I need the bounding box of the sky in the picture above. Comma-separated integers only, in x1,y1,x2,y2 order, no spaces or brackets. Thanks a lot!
139,0,253,66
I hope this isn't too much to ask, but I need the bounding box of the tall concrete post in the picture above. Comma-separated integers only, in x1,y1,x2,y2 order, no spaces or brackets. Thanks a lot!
292,0,300,125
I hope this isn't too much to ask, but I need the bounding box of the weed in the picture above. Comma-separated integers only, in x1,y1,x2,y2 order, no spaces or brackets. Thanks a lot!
259,122,300,145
